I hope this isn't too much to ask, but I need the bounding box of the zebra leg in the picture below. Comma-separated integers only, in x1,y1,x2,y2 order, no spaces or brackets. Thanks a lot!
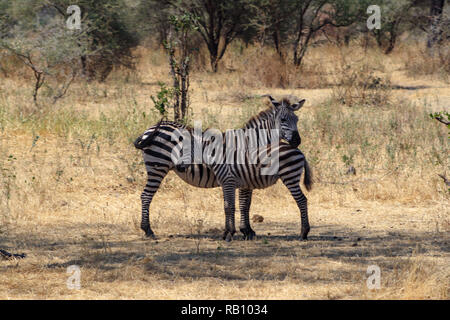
283,183,310,240
239,189,256,240
140,166,169,239
222,181,237,242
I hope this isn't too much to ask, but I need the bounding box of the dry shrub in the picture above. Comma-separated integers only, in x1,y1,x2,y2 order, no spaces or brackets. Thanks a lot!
136,42,330,89
293,58,330,89
331,55,391,107
0,50,27,78
380,257,449,299
190,40,210,73
404,44,450,80
236,48,290,88
232,46,328,89
300,95,449,203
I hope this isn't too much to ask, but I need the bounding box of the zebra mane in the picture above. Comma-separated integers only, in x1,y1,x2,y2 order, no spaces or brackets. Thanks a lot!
152,97,292,132
158,120,188,128
243,106,276,129
156,120,196,132
242,95,298,129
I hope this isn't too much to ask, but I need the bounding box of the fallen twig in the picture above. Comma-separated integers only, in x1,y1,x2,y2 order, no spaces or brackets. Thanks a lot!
0,249,26,260
437,174,450,187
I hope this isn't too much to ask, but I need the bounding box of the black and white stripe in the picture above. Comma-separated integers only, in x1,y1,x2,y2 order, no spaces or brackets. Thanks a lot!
134,96,312,241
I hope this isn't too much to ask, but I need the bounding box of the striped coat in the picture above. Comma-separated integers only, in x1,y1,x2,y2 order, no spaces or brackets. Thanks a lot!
134,96,312,241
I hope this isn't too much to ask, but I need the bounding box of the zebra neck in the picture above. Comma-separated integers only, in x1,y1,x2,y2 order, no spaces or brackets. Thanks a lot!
243,115,276,144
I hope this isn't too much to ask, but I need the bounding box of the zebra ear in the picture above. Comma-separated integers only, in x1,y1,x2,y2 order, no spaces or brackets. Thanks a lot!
268,96,281,108
291,99,306,111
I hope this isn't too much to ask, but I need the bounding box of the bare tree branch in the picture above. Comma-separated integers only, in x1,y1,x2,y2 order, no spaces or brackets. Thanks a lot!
434,116,450,126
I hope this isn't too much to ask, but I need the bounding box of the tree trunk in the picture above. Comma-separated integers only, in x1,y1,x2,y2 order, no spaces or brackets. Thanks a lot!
168,48,180,121
373,30,383,48
344,33,350,47
33,71,45,105
180,59,189,120
210,55,219,73
384,31,397,54
80,55,87,78
293,31,313,67
0,63,7,77
205,38,219,72
384,21,398,54
272,26,284,59
427,0,445,55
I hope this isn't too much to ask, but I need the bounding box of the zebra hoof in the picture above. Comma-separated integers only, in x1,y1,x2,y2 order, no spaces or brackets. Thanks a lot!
300,226,310,240
246,231,256,240
143,229,157,240
141,224,157,239
146,233,157,240
223,231,234,242
241,228,256,240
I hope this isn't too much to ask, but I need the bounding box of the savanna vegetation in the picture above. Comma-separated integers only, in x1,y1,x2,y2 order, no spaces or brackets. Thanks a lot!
0,0,448,299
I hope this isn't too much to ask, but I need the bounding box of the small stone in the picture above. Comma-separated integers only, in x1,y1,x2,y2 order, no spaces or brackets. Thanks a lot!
252,215,264,223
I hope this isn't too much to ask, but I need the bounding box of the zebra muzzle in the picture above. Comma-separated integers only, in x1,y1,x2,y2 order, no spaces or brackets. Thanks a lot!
290,131,301,148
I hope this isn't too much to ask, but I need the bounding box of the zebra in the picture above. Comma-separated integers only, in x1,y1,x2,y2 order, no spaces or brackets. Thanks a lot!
134,95,313,241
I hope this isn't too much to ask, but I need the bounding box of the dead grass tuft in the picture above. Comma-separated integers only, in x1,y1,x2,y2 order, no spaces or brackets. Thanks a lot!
404,43,450,81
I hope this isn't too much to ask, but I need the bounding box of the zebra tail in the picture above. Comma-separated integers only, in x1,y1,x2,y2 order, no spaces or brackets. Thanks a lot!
133,119,164,150
303,159,313,191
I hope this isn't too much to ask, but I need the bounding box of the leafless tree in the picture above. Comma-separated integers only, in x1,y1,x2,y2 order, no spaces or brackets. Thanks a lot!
175,0,252,72
292,0,362,67
0,18,89,106
427,0,446,54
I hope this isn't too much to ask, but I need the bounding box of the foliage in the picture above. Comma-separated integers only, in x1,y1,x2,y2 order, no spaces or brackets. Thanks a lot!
1,0,448,82
176,0,254,72
331,54,392,107
1,0,141,81
0,14,91,105
151,82,175,117
160,11,199,121
369,0,415,54
430,111,450,137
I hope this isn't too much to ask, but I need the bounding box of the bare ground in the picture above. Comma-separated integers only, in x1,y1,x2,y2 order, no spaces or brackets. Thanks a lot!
1,172,448,299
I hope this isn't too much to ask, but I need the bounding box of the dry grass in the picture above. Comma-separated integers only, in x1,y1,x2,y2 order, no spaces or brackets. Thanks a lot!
330,47,392,107
0,41,449,299
403,42,450,81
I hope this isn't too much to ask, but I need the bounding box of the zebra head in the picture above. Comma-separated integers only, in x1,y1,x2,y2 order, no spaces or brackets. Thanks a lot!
268,96,305,148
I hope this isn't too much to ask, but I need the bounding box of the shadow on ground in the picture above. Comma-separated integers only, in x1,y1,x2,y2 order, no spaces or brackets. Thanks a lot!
1,221,448,283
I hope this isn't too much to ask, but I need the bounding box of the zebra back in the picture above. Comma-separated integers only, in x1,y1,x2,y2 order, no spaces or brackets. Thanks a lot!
134,119,165,150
